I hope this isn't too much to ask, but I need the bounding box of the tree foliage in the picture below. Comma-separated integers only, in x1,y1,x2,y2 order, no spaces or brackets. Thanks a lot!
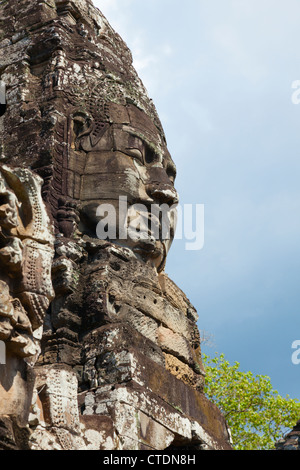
203,353,300,450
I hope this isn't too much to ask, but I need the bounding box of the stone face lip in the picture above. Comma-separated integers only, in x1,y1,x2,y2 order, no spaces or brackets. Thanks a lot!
0,0,232,451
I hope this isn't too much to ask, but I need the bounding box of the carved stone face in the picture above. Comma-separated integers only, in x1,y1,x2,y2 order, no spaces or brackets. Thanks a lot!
69,102,178,272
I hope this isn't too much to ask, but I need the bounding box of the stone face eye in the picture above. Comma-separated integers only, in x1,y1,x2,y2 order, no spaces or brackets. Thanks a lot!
125,147,144,162
126,134,144,163
145,145,158,165
0,81,6,117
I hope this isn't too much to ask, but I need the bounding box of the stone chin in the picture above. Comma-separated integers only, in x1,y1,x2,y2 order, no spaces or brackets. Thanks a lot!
127,223,174,272
127,237,168,273
78,192,176,272
81,209,170,273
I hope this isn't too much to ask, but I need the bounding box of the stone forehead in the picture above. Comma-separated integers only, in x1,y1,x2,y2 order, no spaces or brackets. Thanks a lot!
71,84,166,151
108,103,164,148
72,79,166,147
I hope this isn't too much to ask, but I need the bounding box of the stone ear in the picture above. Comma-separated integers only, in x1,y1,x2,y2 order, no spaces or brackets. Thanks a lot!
72,112,93,139
0,82,6,117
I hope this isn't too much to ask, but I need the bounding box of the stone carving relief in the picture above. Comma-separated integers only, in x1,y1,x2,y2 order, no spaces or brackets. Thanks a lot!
0,165,54,363
0,0,232,451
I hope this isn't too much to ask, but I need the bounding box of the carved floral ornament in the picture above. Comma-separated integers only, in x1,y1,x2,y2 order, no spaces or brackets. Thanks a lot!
0,165,54,362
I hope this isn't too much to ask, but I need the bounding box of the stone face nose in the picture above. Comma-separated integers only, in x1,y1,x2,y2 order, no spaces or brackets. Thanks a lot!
145,166,179,205
146,183,179,206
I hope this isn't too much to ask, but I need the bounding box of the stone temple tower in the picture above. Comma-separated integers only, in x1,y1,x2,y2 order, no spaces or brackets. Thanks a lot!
0,0,232,450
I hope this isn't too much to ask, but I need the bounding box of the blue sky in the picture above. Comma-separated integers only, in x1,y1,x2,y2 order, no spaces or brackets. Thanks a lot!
95,0,300,401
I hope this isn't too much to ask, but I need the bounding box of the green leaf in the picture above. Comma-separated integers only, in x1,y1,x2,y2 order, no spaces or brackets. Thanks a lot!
203,353,300,450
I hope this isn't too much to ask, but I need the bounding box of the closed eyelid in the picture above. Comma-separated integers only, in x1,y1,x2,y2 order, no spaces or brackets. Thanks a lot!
127,133,144,149
125,147,144,162
122,128,167,167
